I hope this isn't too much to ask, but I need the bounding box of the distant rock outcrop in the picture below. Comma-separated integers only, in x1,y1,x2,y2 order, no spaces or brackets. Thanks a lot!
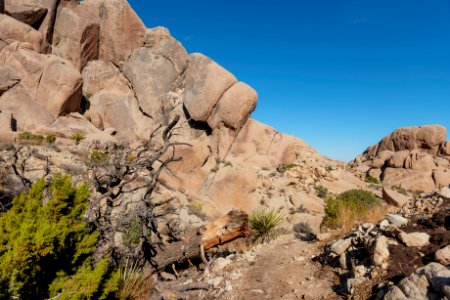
352,125,450,192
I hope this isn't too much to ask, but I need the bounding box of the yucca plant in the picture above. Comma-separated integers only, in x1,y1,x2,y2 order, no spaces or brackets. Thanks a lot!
71,131,85,145
249,208,283,243
117,258,153,300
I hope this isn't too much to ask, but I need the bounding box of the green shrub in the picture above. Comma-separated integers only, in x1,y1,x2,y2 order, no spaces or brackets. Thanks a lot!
315,185,328,199
122,218,143,246
365,175,380,184
249,208,283,243
18,131,45,143
277,163,299,173
90,150,109,166
46,134,57,144
71,131,85,145
0,175,118,299
323,189,384,230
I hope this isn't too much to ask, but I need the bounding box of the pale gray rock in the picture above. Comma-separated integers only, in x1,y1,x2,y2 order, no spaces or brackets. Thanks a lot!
330,238,352,256
399,231,429,247
122,47,178,119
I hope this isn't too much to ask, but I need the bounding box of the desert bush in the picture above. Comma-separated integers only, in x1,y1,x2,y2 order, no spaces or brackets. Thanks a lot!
315,185,328,199
277,163,299,173
117,258,153,300
249,208,283,243
365,175,380,184
90,149,109,166
323,189,384,230
71,131,85,144
0,175,119,299
46,134,57,144
18,131,45,144
123,218,144,246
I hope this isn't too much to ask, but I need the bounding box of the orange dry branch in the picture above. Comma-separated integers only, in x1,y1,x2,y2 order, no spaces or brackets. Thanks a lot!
152,210,250,271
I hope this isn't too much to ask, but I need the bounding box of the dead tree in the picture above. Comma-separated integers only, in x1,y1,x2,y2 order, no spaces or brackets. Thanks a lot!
87,115,192,264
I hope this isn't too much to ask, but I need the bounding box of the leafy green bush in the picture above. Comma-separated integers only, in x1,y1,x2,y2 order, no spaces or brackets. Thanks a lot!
277,163,299,173
323,189,384,230
46,134,57,144
90,150,109,166
18,131,45,143
249,208,283,243
71,131,85,145
315,185,328,199
365,175,380,184
0,175,119,299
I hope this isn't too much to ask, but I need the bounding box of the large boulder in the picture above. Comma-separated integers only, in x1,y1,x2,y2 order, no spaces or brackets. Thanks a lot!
0,43,45,92
382,168,435,193
83,0,146,64
433,171,450,188
404,150,436,171
4,0,48,26
82,60,155,140
52,3,99,70
0,84,54,131
183,53,237,122
0,14,43,52
122,47,178,119
377,125,446,155
0,65,20,96
207,82,258,131
35,56,83,118
144,27,189,74
382,187,410,207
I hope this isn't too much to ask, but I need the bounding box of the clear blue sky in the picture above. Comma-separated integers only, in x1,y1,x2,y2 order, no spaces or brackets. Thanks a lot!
128,0,450,161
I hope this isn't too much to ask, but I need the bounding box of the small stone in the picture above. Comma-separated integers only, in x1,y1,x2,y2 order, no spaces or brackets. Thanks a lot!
379,219,390,231
160,271,176,281
224,281,232,292
387,214,409,227
207,277,223,288
372,235,390,269
435,245,450,266
399,231,430,247
330,238,352,255
211,257,232,273
250,289,264,294
294,256,306,262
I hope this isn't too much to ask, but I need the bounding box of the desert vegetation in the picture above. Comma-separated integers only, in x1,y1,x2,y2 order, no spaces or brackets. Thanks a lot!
323,189,385,231
249,208,283,243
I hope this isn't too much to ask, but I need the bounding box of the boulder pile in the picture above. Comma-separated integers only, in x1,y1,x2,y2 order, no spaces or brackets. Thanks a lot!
322,191,450,299
352,125,450,192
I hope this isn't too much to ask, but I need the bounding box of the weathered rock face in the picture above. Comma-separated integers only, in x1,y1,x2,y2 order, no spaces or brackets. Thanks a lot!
0,14,44,52
36,56,83,118
52,3,99,70
83,0,146,64
4,0,47,26
184,53,237,122
352,125,450,192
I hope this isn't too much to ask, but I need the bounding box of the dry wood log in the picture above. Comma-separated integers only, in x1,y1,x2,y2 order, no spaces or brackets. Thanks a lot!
152,210,250,271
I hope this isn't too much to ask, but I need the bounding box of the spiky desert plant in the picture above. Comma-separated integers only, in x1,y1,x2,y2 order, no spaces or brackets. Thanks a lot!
117,258,153,300
250,208,283,243
71,131,85,145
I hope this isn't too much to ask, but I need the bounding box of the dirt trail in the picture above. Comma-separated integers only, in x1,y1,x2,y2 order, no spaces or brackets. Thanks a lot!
217,235,340,300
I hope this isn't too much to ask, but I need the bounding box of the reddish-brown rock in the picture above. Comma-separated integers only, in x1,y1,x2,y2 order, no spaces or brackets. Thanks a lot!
0,14,44,52
83,0,146,64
